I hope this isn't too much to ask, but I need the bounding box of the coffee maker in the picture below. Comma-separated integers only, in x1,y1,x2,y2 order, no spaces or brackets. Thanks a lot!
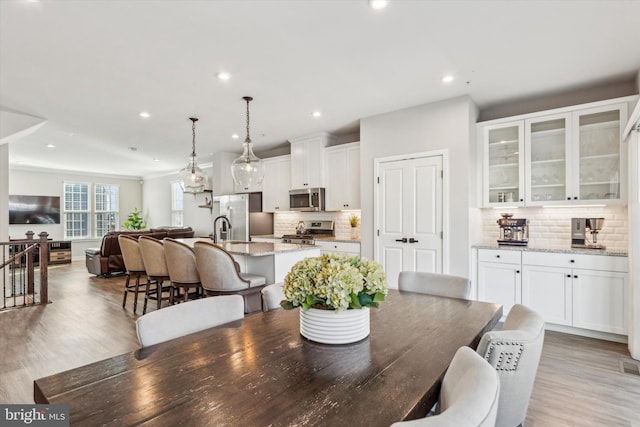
571,218,605,249
497,213,529,246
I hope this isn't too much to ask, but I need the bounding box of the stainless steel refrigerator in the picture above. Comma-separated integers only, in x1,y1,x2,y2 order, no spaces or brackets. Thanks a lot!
212,193,273,241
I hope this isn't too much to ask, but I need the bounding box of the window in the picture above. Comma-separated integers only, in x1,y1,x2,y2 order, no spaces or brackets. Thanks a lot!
171,182,184,226
64,182,119,239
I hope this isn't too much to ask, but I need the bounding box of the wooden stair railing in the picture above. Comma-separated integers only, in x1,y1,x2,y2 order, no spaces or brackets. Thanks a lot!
0,231,49,310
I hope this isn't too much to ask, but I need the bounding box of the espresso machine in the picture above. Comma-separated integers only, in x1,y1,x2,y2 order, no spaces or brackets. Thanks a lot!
497,213,529,246
571,218,605,249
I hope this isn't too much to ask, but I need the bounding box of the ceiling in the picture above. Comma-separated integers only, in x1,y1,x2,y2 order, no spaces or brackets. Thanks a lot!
2,0,639,178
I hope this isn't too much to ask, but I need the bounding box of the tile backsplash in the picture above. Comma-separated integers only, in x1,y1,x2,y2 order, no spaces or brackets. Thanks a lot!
478,205,628,252
274,211,360,240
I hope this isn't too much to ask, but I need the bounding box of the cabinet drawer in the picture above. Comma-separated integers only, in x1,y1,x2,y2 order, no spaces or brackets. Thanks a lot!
315,241,360,255
478,249,521,264
522,251,627,272
51,251,71,262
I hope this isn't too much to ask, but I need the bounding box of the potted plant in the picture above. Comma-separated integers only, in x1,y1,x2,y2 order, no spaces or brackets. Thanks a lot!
123,208,146,230
281,253,387,344
348,213,360,239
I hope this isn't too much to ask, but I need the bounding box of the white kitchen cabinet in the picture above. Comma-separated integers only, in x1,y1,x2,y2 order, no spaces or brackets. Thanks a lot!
522,265,572,326
477,249,522,317
479,97,633,207
262,155,291,212
289,132,336,189
571,269,627,335
315,240,360,257
324,142,360,210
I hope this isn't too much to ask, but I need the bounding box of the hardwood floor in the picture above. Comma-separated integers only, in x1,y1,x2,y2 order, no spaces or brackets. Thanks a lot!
1,261,639,426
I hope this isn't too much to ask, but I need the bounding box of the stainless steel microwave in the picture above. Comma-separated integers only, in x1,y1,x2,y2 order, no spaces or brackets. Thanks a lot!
289,188,325,211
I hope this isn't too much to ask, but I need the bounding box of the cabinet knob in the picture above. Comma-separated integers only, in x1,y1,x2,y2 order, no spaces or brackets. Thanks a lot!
516,270,520,274
566,274,571,278
567,197,571,200
570,259,575,263
275,207,279,210
520,198,523,202
574,197,578,200
574,275,578,279
496,255,500,258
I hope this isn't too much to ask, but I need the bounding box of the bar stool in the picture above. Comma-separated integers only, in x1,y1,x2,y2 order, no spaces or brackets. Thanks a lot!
163,238,203,303
139,236,174,313
119,235,148,314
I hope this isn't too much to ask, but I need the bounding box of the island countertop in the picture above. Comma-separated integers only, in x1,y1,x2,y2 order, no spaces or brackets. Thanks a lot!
175,238,320,256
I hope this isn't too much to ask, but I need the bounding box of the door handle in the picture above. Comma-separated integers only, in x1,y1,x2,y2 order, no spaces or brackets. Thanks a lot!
395,238,408,243
409,238,419,243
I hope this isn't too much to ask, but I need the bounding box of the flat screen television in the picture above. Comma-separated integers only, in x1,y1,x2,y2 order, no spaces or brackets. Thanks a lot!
9,195,61,225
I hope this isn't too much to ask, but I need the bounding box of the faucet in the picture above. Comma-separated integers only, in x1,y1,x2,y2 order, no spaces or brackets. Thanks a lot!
213,215,232,243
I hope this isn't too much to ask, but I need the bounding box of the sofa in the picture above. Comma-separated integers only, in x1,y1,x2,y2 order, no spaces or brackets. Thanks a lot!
85,226,194,276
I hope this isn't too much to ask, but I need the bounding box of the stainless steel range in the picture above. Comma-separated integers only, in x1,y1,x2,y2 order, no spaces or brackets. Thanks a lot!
282,220,334,245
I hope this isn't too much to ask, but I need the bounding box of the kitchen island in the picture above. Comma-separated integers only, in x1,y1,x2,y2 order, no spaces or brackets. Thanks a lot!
176,238,320,284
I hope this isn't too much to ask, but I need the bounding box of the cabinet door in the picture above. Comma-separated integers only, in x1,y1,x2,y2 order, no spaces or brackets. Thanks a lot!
290,140,307,189
262,156,291,212
572,269,627,334
483,122,525,207
477,261,521,318
525,113,571,205
522,265,572,326
345,144,360,209
325,147,348,211
290,139,326,189
572,103,628,203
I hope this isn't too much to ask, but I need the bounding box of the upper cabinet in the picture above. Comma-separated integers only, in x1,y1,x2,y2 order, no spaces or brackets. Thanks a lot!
289,132,336,189
262,155,291,212
480,98,632,207
324,142,360,210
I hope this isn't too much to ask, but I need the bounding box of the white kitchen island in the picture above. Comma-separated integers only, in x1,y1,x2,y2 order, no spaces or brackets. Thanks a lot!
176,238,320,284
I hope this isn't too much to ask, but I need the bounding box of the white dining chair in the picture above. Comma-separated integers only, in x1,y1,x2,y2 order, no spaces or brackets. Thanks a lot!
135,295,244,347
391,346,500,427
398,271,471,299
261,283,285,311
476,304,545,427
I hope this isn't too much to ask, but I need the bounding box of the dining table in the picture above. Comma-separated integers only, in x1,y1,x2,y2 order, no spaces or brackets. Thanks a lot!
34,290,502,426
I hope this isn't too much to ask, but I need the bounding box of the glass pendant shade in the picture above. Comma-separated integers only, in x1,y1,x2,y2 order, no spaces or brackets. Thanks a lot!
179,117,208,194
231,96,264,189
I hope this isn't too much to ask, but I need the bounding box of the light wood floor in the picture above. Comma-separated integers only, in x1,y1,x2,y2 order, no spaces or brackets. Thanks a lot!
1,261,639,426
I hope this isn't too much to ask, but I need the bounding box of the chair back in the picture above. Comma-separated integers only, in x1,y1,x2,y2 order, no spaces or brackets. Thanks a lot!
398,271,471,299
135,295,244,347
163,238,200,284
194,241,250,292
261,283,285,311
390,346,500,427
476,304,545,427
118,235,145,273
139,236,169,278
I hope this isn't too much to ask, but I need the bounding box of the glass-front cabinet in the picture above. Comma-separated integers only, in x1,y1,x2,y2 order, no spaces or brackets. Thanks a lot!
573,104,627,203
483,122,524,206
525,113,570,206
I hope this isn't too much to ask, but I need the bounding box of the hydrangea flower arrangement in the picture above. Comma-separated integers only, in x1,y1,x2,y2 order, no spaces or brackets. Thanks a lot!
281,253,387,312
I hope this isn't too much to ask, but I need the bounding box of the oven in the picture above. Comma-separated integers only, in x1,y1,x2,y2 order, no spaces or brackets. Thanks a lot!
289,188,325,212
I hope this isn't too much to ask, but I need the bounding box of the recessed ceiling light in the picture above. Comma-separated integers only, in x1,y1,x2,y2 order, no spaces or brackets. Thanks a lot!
139,111,150,118
369,0,388,10
231,133,240,139
216,72,232,81
153,158,160,162
441,75,454,83
311,111,322,118
129,147,138,152
46,144,56,148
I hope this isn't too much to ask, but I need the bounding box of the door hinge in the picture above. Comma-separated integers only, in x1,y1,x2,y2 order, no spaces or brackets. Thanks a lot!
377,229,380,236
440,231,443,239
440,170,443,178
377,176,380,184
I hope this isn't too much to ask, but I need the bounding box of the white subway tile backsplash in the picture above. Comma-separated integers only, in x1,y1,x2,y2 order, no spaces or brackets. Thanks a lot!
274,211,361,240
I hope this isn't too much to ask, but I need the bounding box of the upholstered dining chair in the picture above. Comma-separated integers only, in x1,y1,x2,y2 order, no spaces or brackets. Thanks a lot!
163,238,203,303
398,271,471,299
118,235,148,314
194,241,266,313
391,346,500,427
138,236,174,313
136,295,244,347
476,304,545,427
261,283,285,311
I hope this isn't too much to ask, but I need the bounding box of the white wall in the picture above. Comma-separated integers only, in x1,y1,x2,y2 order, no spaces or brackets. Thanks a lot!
0,144,8,243
8,168,142,258
360,96,477,277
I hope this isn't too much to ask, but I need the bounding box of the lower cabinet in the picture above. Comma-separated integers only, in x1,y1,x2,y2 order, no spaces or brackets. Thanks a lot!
315,241,361,257
478,248,628,336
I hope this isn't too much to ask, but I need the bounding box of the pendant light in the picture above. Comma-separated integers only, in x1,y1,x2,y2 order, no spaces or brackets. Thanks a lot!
178,117,207,194
231,96,265,189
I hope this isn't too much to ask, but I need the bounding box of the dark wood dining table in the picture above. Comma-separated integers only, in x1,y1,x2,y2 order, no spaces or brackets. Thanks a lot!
34,290,501,426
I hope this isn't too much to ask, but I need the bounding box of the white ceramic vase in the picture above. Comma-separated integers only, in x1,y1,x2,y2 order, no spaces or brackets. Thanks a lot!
299,307,370,344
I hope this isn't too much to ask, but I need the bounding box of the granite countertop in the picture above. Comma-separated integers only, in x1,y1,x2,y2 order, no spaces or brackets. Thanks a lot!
175,238,320,256
472,243,627,257
251,235,361,244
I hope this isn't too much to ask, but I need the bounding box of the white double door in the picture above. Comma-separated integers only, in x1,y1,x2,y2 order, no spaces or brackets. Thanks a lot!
376,154,443,289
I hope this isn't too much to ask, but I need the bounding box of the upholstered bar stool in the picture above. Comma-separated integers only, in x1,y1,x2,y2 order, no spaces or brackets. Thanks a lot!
163,238,203,303
139,236,174,313
119,235,148,314
194,241,266,313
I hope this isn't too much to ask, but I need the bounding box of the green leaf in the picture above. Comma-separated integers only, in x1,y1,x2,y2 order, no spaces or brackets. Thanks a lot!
349,292,362,309
373,292,386,303
350,256,361,266
357,292,373,307
280,300,295,310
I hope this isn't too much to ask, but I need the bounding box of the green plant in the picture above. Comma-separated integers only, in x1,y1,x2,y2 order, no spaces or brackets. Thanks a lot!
349,213,360,227
123,208,146,230
281,253,387,312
